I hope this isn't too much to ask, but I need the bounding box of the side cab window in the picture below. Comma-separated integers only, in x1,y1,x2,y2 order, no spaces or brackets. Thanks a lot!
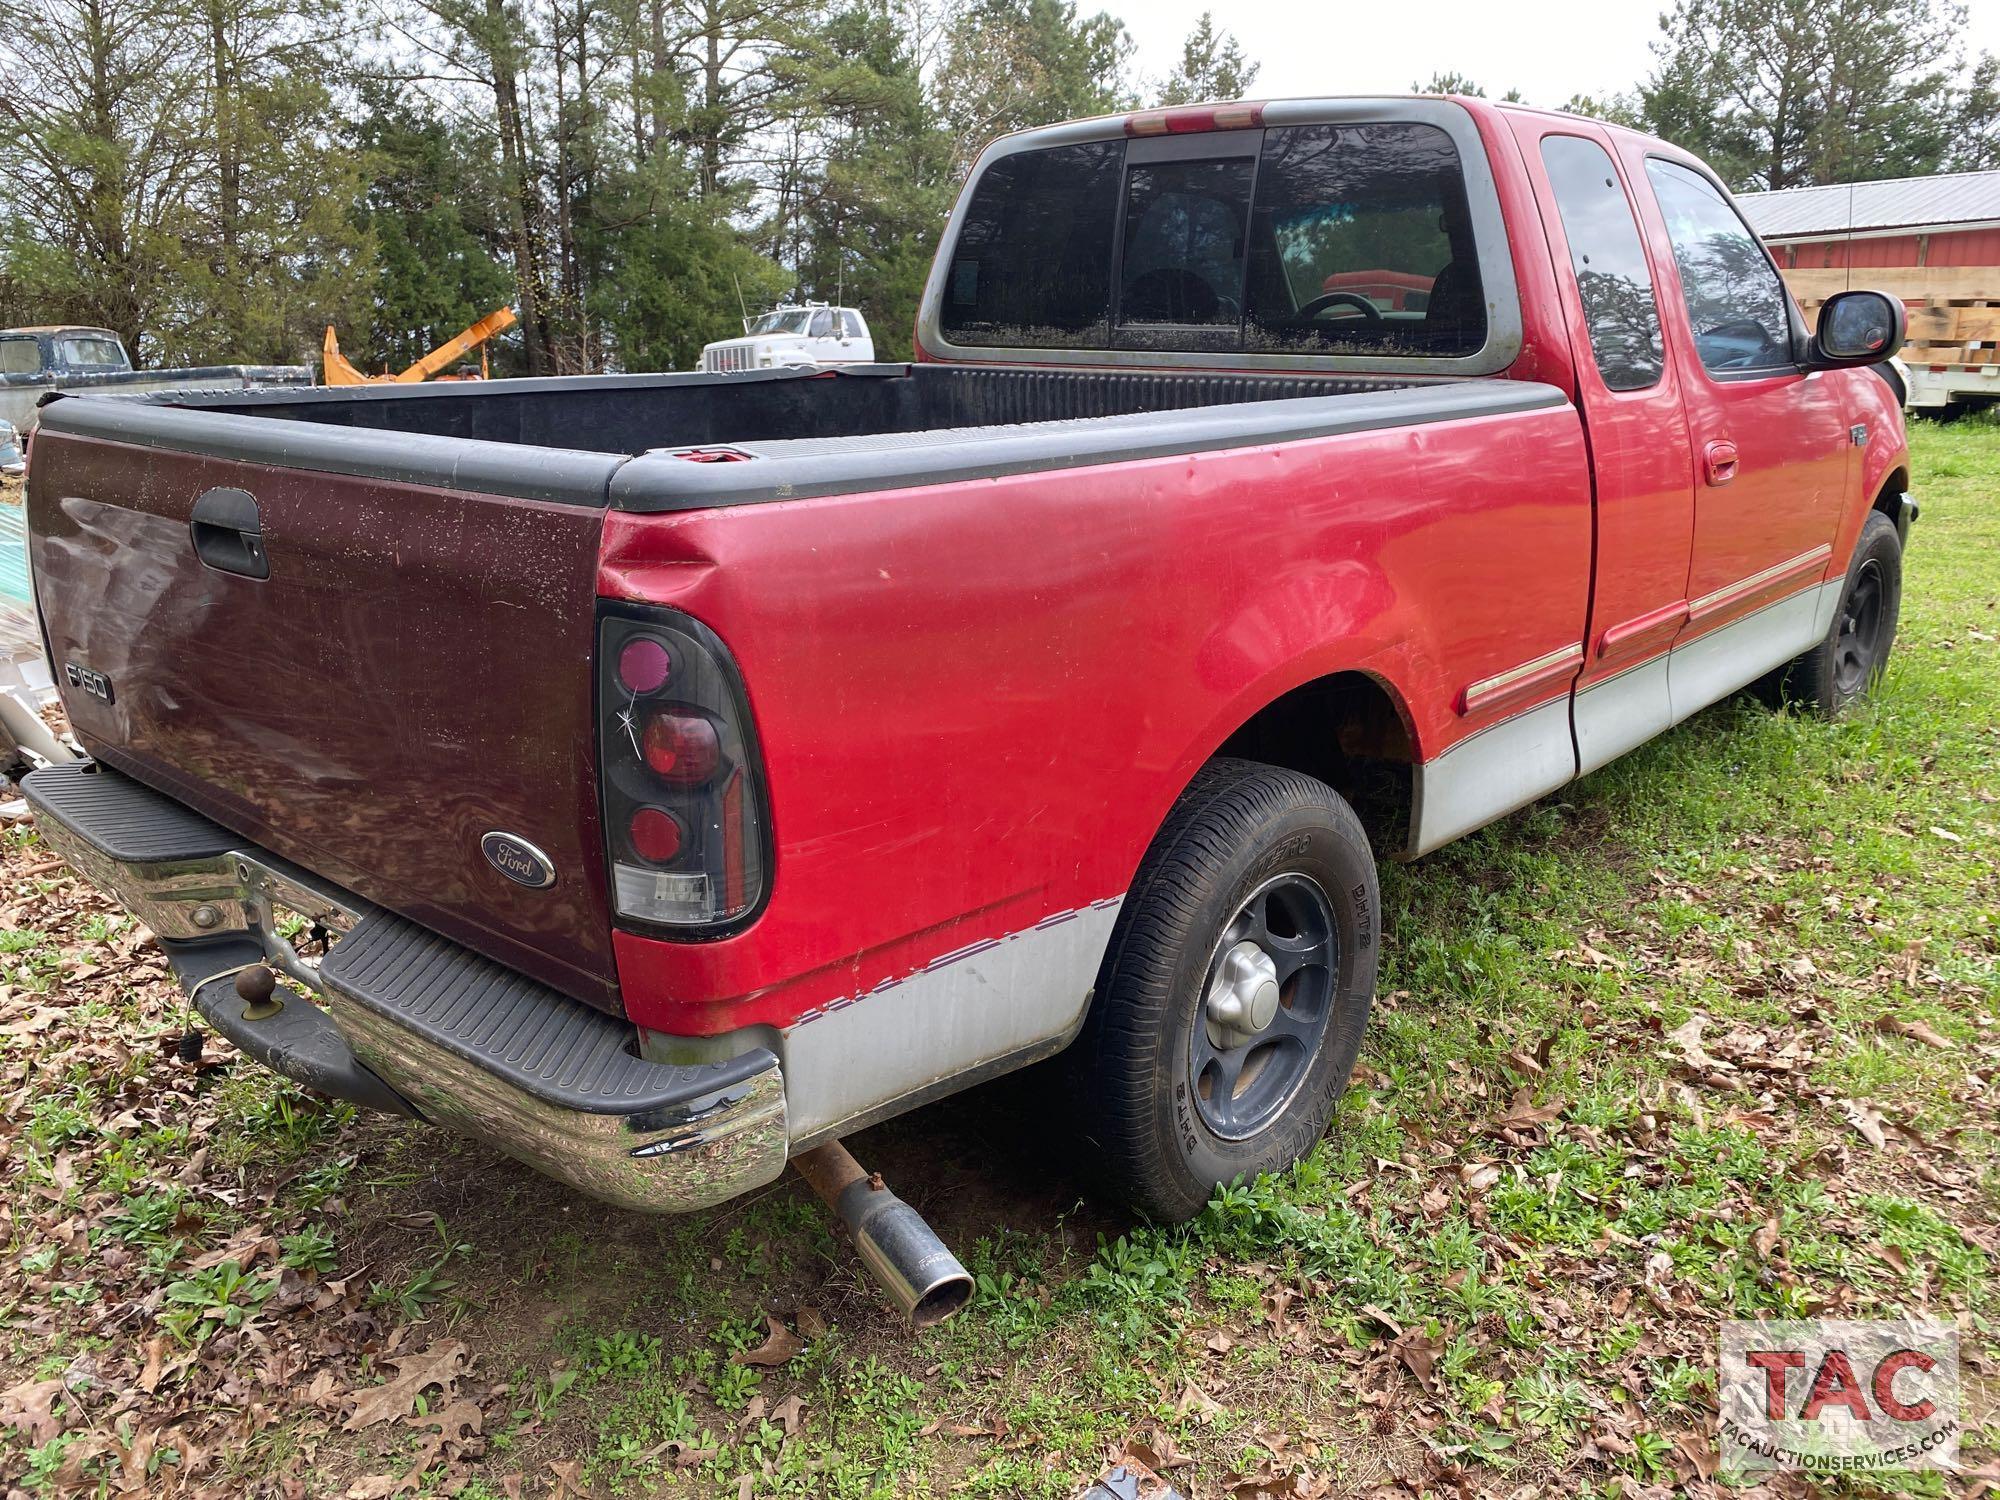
56,335,127,370
0,338,39,377
1539,134,1665,391
1643,159,1796,374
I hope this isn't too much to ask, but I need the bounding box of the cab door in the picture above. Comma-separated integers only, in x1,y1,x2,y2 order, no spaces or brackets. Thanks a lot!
806,307,839,363
1627,153,1853,717
1511,118,1696,773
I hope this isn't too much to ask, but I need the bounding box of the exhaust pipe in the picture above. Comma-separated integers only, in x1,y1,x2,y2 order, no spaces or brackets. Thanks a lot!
792,1140,973,1327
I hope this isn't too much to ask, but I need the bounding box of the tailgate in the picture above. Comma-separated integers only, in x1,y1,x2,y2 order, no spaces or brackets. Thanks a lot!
26,402,628,1010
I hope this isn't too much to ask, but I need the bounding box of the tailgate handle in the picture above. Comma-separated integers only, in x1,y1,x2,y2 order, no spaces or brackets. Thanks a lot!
190,487,270,580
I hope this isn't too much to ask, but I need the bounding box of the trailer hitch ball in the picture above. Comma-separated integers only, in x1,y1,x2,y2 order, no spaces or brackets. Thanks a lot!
235,963,284,1021
792,1140,973,1328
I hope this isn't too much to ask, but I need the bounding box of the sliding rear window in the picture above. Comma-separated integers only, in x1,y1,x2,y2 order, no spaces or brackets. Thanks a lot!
939,122,1487,358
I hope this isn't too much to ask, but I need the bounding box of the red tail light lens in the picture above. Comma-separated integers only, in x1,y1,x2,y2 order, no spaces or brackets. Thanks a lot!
617,637,673,695
598,606,770,931
641,712,720,783
628,807,684,863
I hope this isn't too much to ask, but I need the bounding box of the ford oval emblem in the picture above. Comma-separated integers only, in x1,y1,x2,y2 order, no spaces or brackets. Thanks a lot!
481,831,557,889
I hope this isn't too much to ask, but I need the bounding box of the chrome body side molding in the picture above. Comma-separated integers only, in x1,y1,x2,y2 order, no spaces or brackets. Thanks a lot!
1687,545,1832,621
1459,641,1584,715
1420,577,1848,849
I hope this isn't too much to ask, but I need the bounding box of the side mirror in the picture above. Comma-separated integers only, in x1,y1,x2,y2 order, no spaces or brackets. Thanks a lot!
1808,289,1905,369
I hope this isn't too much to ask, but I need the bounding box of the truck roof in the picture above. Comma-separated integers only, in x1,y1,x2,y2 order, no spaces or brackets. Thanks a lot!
990,93,1642,153
1,326,123,339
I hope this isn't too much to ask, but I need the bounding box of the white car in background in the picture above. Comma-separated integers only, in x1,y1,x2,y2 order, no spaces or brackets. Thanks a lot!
699,304,874,374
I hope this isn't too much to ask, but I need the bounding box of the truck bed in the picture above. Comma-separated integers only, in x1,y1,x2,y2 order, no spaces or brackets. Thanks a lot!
155,362,1415,451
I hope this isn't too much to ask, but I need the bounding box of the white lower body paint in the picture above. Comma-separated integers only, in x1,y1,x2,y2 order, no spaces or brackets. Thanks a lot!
1420,579,1848,849
780,896,1124,1145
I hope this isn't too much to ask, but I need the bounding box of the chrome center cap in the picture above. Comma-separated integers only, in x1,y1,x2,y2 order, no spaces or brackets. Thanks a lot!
1205,939,1281,1046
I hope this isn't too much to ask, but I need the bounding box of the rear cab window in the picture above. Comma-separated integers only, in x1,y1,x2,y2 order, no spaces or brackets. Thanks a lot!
1245,123,1485,357
930,103,1516,371
1118,147,1255,349
940,140,1122,350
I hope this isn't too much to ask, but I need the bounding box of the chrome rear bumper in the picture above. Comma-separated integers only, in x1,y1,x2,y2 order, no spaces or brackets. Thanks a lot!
23,761,787,1214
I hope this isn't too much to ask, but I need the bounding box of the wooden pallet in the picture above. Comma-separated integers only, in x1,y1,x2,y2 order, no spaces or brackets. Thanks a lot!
1782,266,2000,303
1780,265,2000,367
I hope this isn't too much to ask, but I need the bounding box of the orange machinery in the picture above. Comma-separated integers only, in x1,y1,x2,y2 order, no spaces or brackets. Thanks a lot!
322,306,518,385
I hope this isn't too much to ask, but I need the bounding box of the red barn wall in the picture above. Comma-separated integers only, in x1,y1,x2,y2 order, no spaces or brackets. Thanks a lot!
1779,228,2000,268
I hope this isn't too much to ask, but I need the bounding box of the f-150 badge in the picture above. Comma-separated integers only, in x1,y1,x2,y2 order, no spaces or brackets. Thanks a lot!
63,662,114,704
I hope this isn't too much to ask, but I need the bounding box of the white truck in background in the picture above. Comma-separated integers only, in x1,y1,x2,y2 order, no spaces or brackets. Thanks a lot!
699,303,875,374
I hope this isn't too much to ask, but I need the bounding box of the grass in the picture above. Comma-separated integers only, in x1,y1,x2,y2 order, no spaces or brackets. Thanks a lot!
0,421,1995,1497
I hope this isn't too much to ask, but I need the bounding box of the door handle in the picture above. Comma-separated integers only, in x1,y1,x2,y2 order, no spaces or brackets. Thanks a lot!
1703,439,1739,487
189,486,270,579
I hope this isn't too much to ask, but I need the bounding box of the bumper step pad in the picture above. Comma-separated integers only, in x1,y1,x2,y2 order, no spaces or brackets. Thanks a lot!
320,912,772,1116
22,760,234,863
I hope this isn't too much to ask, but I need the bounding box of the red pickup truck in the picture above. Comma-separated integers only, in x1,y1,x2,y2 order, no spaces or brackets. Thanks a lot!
23,98,1911,1235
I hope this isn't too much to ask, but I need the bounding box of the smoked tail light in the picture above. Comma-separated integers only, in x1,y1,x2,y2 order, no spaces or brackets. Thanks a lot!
597,604,771,933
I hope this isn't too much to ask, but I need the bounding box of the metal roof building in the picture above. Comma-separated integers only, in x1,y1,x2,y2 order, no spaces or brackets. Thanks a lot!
1739,170,2000,410
1737,170,2000,269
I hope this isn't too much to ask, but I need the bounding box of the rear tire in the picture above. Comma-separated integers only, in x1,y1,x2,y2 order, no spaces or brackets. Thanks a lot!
1775,511,1902,718
1070,759,1379,1223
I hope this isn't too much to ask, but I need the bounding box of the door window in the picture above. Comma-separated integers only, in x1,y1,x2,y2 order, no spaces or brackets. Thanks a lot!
57,336,125,368
808,310,833,338
0,339,37,376
1644,159,1794,374
1541,135,1664,391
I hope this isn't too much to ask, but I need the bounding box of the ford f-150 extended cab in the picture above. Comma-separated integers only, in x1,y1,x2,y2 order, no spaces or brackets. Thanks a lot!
22,98,1912,1237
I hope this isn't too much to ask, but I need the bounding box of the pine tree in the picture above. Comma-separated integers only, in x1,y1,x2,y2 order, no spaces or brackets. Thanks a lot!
1639,0,2000,190
1155,12,1257,106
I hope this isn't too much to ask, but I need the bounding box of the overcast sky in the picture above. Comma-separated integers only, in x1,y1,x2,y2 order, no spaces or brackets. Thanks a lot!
1124,0,2000,110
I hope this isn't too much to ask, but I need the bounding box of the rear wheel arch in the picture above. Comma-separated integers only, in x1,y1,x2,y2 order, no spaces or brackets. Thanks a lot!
1212,669,1419,858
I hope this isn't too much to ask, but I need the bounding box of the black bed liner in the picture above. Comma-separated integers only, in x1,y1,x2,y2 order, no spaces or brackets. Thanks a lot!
35,362,1569,511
